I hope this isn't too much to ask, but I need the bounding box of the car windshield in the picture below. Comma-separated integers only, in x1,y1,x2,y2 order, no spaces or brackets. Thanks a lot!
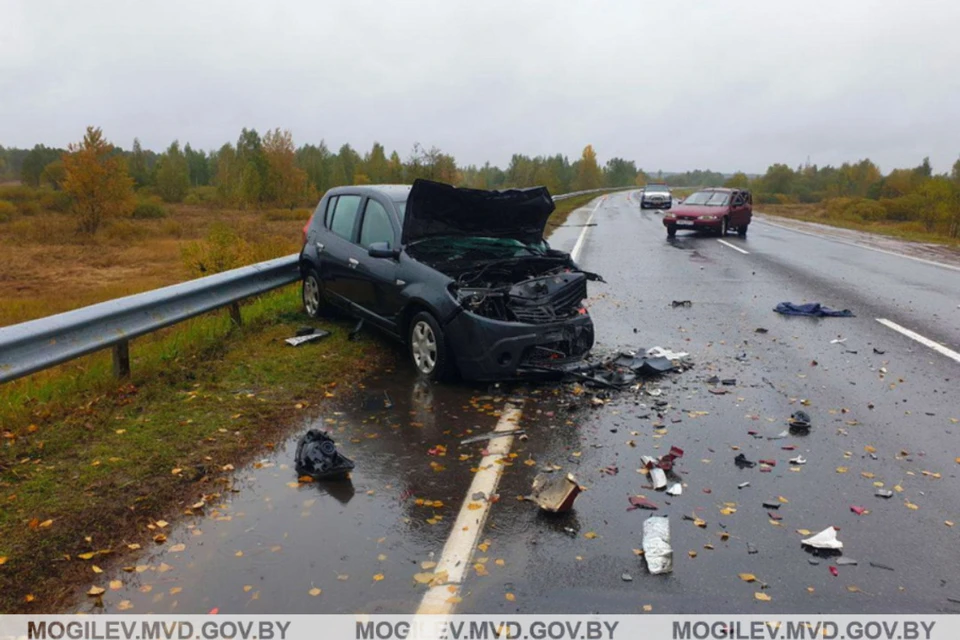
645,186,670,194
682,191,730,206
410,236,547,260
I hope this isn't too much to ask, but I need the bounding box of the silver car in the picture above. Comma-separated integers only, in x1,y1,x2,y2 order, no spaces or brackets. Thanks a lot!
640,185,672,210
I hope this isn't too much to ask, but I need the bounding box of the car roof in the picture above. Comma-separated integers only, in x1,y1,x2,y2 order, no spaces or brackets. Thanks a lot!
697,187,735,193
326,184,412,201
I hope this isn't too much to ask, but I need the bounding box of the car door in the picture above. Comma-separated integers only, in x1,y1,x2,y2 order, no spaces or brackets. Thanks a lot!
729,191,748,227
322,193,364,308
354,197,402,332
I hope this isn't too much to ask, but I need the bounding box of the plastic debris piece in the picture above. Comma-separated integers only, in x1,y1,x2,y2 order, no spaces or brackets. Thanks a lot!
869,562,894,571
755,327,769,334
789,411,812,429
671,300,692,308
721,379,737,386
649,467,668,490
666,483,682,496
768,430,789,440
789,456,807,465
759,459,777,467
285,330,331,347
642,516,673,575
738,482,750,489
801,527,843,550
747,542,758,554
627,496,659,511
647,347,689,360
460,429,524,446
768,511,783,521
829,566,839,577
621,572,633,582
850,506,867,516
836,557,858,566
875,489,894,499
529,473,581,513
294,430,355,480
734,454,756,469
831,338,847,344
763,502,780,510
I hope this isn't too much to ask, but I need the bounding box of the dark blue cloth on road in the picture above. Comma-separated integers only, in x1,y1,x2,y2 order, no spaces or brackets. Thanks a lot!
774,302,854,317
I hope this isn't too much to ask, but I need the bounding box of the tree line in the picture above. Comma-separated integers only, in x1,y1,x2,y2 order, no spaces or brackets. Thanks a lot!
725,157,960,237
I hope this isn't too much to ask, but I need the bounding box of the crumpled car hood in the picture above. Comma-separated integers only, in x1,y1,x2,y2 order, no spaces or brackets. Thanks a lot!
402,179,556,246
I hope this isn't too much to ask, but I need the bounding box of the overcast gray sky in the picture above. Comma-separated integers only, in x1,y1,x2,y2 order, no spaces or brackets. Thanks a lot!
2,0,959,174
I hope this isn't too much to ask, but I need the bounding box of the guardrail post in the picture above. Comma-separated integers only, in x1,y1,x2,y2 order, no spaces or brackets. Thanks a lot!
112,340,130,379
229,302,242,326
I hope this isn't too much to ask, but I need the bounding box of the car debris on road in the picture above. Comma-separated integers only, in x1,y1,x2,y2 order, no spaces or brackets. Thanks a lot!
801,527,843,550
642,516,673,575
294,430,355,480
284,329,331,346
528,472,581,513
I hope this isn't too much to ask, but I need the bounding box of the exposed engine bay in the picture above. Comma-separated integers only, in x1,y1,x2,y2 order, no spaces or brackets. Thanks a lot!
443,255,602,324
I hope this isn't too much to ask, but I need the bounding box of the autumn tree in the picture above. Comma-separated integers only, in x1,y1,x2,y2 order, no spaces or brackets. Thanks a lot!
573,145,603,191
387,151,404,183
364,142,389,183
635,169,650,186
724,172,750,189
40,160,66,190
62,127,134,234
262,128,308,208
236,128,268,208
155,141,190,203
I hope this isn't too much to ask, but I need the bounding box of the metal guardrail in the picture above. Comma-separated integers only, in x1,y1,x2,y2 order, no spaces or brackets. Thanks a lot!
0,187,631,384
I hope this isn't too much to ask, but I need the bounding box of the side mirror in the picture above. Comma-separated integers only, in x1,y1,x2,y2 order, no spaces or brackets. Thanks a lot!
368,242,400,259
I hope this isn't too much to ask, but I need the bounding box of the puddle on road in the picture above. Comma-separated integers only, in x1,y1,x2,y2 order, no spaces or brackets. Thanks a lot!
71,373,511,614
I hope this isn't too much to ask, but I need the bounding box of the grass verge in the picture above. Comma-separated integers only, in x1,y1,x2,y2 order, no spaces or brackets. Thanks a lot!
545,189,633,230
760,203,960,247
0,286,389,612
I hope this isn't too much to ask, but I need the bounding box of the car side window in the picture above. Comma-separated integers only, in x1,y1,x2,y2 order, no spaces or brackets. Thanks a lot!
323,196,338,228
360,199,395,248
732,192,745,207
329,195,362,241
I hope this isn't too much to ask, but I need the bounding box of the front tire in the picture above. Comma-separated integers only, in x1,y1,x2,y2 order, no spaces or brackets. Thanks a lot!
666,225,677,238
737,223,748,237
409,311,454,381
302,269,323,318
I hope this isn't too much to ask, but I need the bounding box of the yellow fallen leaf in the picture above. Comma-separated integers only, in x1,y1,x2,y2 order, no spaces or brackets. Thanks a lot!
720,508,736,516
477,541,490,553
769,520,782,527
135,565,149,573
778,496,789,504
157,563,172,573
894,484,904,493
77,552,95,560
523,459,536,467
474,563,489,576
796,529,812,536
234,550,243,557
739,573,757,582
836,467,848,474
153,534,167,544
495,559,505,567
807,587,815,593
243,585,252,592
170,587,182,595
92,565,103,574
308,587,321,596
688,551,697,558
861,472,875,479
39,519,53,528
505,593,516,602
584,532,598,539
755,592,771,602
945,521,954,527
414,572,435,584
109,580,122,590
864,446,876,454
155,520,169,528
446,596,462,604
169,543,186,553
642,604,653,612
848,585,863,593
0,556,6,566
127,543,141,550
905,502,919,510
87,586,105,596
632,549,643,556
139,585,152,593
373,573,384,582
467,503,483,511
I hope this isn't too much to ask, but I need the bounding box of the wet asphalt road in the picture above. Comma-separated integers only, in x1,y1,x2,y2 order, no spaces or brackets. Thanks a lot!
75,191,960,614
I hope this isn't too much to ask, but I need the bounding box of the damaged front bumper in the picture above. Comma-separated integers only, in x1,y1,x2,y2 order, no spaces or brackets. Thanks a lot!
443,309,594,381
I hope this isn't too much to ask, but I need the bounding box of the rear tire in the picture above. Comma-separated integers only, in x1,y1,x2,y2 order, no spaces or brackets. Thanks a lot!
302,269,323,318
737,223,748,237
666,225,677,238
409,311,455,382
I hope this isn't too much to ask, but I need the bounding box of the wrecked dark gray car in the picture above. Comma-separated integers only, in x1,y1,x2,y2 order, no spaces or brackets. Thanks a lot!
298,179,601,381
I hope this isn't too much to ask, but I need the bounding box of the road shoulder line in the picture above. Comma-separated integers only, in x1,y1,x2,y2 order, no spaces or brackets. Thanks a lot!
717,238,750,254
876,318,960,364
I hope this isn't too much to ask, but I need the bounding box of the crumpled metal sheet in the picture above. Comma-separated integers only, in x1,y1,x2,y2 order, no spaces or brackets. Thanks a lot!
643,516,673,575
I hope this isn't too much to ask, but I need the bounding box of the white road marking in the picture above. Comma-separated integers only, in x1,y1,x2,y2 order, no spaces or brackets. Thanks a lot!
756,217,960,273
876,319,960,365
570,196,605,261
416,402,523,615
717,239,750,254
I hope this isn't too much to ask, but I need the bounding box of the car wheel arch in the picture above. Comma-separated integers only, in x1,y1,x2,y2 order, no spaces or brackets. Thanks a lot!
399,299,444,343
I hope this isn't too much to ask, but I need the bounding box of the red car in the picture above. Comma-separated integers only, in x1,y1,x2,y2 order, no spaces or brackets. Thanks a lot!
662,188,752,238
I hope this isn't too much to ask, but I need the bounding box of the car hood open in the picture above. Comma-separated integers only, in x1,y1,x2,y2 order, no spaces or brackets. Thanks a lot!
402,179,556,246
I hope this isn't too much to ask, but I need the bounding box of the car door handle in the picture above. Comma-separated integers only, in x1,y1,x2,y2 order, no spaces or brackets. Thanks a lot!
348,258,359,268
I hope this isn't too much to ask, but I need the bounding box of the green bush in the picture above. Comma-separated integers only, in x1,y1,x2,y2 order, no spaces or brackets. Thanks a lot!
847,200,887,222
39,190,72,212
0,200,15,222
183,186,220,208
879,195,923,222
0,184,39,203
262,207,311,221
131,201,168,219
